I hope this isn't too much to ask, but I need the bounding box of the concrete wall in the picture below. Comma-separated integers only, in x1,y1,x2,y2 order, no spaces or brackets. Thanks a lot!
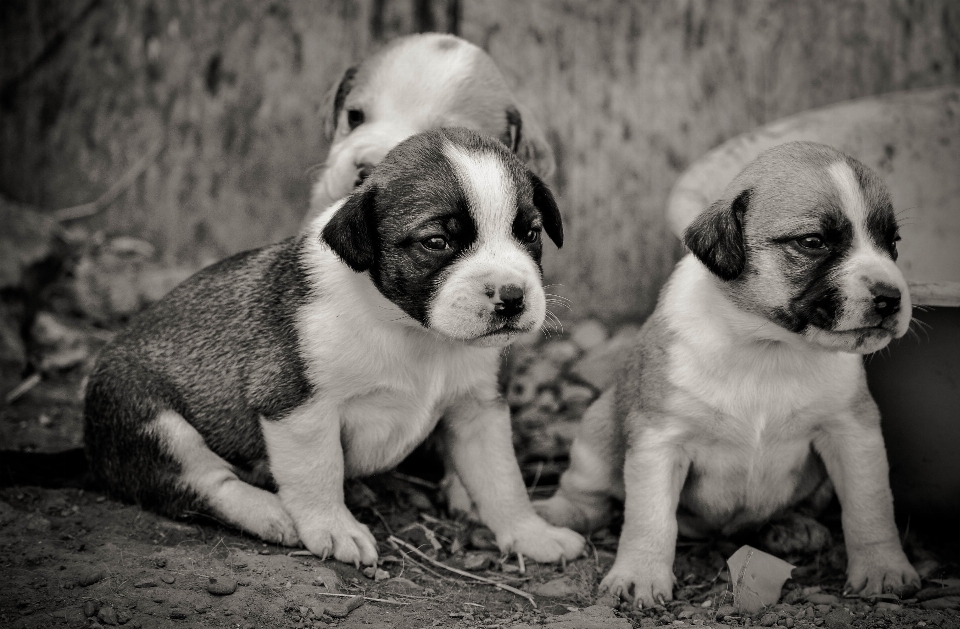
2,0,958,321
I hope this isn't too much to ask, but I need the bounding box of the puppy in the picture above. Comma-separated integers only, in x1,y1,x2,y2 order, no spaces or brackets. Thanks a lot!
535,142,920,606
84,128,584,567
306,32,554,228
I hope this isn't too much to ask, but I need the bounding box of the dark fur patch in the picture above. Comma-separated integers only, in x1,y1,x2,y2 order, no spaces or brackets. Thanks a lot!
504,107,523,153
332,66,358,130
683,189,750,281
83,239,313,516
846,156,900,258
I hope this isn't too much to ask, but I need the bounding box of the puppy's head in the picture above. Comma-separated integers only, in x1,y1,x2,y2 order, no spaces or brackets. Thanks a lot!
683,141,911,354
311,33,554,220
321,127,563,347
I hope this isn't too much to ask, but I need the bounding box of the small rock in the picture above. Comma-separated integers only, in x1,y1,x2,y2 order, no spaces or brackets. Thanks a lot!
324,596,364,618
313,567,341,591
23,513,52,532
380,577,421,595
116,609,132,624
133,578,157,588
717,604,737,617
0,501,18,527
463,552,495,571
169,608,187,619
815,604,833,615
79,569,105,587
153,558,167,568
559,381,596,406
97,606,118,626
823,609,853,628
875,601,902,611
160,574,175,584
207,577,238,596
468,527,498,551
760,612,778,626
373,568,390,582
542,340,580,365
362,566,378,579
806,593,840,606
83,600,100,617
920,597,960,610
526,576,579,598
571,319,609,351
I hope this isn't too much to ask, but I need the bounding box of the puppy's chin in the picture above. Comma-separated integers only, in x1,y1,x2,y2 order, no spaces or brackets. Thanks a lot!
802,326,895,355
431,319,540,348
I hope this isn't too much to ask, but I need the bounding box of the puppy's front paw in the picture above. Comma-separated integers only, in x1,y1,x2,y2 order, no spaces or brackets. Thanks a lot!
761,513,832,555
599,560,675,609
846,544,920,597
297,509,378,567
497,516,585,563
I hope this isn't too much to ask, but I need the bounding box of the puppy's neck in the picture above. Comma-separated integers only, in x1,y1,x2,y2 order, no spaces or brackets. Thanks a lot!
663,255,836,357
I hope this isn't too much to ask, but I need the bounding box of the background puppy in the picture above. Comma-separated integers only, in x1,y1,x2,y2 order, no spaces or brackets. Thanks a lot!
535,142,920,606
85,128,584,567
305,32,554,228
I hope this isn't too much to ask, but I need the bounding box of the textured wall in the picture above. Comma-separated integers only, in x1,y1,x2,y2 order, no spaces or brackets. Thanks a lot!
2,0,959,321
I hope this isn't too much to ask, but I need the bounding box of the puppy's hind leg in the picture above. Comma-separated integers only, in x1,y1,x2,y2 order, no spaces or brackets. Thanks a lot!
534,389,622,534
151,411,299,546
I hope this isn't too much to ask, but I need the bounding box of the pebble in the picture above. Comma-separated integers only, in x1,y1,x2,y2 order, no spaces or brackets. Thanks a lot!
823,609,853,628
526,576,579,598
133,578,157,588
79,570,105,587
920,597,960,610
97,606,118,625
463,552,494,571
875,601,902,611
153,558,167,568
760,612,778,626
542,340,580,365
169,608,187,619
83,600,100,617
571,320,609,351
806,593,840,606
207,577,238,596
116,609,132,624
716,604,737,617
313,567,341,591
160,574,175,584
324,595,364,618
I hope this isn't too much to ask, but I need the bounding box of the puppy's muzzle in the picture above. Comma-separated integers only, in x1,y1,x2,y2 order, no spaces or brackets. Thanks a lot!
493,284,525,319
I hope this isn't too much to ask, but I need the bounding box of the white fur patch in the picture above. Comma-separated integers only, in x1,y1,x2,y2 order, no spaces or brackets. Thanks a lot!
444,143,515,243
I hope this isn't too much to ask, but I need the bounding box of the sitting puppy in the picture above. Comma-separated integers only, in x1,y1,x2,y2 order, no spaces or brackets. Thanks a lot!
535,142,920,606
305,32,554,228
84,128,585,567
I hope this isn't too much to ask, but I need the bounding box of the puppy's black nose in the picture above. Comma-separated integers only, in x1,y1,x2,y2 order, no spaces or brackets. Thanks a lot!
354,162,373,187
873,286,901,319
495,284,525,318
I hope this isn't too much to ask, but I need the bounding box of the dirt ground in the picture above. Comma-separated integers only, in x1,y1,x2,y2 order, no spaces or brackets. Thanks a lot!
2,362,960,629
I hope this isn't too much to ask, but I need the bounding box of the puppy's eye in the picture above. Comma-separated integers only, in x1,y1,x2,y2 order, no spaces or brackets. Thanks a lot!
346,108,365,131
522,228,541,244
421,236,449,252
796,235,826,250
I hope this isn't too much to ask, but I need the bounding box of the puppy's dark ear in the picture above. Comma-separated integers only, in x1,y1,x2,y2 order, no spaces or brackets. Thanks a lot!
322,66,358,140
322,184,376,272
529,172,563,248
505,106,556,180
682,188,751,281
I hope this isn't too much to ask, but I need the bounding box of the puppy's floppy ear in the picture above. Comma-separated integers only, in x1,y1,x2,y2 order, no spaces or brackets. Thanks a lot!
682,188,751,281
321,66,358,140
529,172,563,248
505,106,556,180
321,184,377,272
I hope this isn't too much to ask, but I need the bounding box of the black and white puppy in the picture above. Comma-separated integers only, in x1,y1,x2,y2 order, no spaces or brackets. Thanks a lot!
305,32,554,228
535,142,920,606
85,128,584,567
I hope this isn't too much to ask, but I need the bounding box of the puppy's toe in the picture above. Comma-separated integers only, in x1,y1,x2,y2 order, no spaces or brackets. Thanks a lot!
599,561,675,609
440,473,481,522
499,516,585,563
761,513,832,555
846,545,920,598
299,511,379,567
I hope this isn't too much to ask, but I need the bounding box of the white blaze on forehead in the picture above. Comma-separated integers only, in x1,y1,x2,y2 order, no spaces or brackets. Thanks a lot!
827,161,869,233
443,143,516,243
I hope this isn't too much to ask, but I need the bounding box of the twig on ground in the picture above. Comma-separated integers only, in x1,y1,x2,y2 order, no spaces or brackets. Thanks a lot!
391,472,439,490
5,373,42,404
388,535,537,608
313,592,407,605
54,139,164,221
